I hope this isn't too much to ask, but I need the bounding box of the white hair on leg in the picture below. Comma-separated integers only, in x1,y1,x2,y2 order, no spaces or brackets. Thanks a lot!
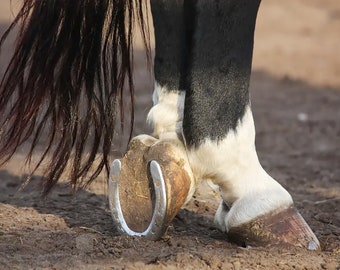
146,85,319,249
186,105,293,231
147,81,196,203
147,82,185,141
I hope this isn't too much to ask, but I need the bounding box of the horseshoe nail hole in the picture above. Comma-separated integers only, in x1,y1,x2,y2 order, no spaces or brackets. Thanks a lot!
154,180,161,187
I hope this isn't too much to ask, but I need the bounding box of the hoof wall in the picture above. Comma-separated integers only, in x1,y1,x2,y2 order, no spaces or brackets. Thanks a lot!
227,207,320,250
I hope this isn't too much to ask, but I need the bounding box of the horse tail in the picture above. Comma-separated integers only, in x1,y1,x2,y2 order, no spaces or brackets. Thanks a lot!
0,0,151,194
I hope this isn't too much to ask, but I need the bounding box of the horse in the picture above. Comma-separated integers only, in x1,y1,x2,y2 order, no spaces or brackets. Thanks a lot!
0,0,319,249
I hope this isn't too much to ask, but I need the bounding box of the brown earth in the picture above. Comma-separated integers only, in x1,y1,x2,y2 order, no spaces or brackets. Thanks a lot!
0,1,339,269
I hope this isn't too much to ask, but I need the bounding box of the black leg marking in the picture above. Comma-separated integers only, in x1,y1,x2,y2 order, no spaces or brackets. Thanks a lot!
183,0,261,146
151,0,185,91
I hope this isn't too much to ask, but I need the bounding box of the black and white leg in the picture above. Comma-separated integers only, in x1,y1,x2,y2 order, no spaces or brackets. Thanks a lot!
149,0,319,249
182,0,318,249
148,0,196,199
110,0,319,248
108,0,196,238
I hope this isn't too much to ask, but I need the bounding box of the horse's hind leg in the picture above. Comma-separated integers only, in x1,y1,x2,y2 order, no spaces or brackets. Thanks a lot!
108,0,198,238
149,0,319,249
181,0,319,249
147,0,187,141
148,0,198,201
146,0,197,199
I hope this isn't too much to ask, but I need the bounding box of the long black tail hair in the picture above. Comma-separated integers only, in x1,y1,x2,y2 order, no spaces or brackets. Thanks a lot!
0,0,151,194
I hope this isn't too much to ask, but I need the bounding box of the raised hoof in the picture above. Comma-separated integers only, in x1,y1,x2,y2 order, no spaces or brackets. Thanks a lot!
108,135,193,240
227,207,320,250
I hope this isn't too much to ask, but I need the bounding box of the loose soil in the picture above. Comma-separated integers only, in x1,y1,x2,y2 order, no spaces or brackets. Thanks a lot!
0,1,339,269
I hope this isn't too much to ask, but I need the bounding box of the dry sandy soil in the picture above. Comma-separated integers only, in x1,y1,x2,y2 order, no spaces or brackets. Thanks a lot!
0,0,339,269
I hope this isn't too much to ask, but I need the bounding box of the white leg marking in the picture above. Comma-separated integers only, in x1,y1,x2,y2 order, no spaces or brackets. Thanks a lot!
147,81,195,203
147,82,185,140
147,85,292,230
186,105,293,231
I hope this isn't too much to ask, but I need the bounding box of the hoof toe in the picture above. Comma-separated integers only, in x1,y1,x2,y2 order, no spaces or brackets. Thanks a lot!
227,207,320,250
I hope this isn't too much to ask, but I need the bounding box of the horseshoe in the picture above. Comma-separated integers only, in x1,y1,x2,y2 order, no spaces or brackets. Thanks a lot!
108,159,169,239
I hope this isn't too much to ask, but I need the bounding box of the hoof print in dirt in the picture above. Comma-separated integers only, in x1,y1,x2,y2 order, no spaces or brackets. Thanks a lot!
227,207,320,250
108,135,193,240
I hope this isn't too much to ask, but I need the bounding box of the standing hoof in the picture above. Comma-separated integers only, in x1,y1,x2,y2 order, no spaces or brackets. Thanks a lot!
227,207,320,250
108,135,194,240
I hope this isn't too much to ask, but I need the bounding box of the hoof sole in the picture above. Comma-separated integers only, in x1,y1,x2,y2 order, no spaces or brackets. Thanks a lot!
108,135,193,240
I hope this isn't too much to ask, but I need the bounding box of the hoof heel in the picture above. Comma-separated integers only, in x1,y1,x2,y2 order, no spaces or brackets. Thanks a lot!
227,207,320,250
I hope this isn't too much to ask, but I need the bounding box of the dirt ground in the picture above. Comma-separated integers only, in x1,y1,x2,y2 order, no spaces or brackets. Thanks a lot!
0,0,339,269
